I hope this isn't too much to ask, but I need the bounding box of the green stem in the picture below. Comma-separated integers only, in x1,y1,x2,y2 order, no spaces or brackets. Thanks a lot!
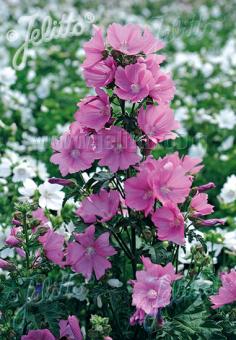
22,212,30,270
131,224,137,278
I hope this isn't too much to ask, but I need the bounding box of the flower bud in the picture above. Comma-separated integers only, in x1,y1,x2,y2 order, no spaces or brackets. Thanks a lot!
0,259,14,270
5,235,20,247
198,218,225,226
197,182,216,193
48,178,74,186
12,219,21,226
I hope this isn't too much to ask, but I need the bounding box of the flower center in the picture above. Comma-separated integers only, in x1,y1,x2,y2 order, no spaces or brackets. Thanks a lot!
116,143,123,152
120,40,129,51
147,289,158,300
163,161,173,171
71,149,80,159
160,186,171,194
18,169,26,176
86,246,95,255
143,190,153,200
131,84,140,93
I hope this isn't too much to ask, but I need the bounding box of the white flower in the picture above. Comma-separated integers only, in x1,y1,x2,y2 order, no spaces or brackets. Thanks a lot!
202,63,214,77
36,78,51,99
18,178,38,197
57,221,75,240
219,175,236,204
223,230,236,252
0,158,12,178
175,107,188,122
0,67,16,86
38,181,65,211
219,136,234,151
188,143,206,159
216,109,236,130
12,162,36,182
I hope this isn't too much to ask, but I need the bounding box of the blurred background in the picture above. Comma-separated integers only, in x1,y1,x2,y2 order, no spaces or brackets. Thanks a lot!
0,0,236,265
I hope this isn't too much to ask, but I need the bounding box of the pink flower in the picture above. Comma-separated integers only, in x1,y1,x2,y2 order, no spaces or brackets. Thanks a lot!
137,104,180,144
75,89,111,132
181,155,203,175
67,225,116,280
50,131,95,176
59,315,83,340
107,23,164,55
210,269,236,309
124,171,154,216
83,56,116,88
95,126,141,172
114,63,152,102
5,227,21,247
76,189,120,224
132,257,181,315
153,158,192,205
125,153,195,214
16,247,26,257
130,308,145,326
82,26,105,68
32,208,48,225
38,229,65,267
149,71,175,104
21,329,55,340
152,203,185,245
190,193,214,217
138,54,165,78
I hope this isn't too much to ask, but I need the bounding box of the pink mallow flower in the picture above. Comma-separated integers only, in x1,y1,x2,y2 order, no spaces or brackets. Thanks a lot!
32,208,48,225
50,130,95,176
82,26,105,68
148,71,175,104
59,315,83,340
114,63,152,102
124,171,155,216
210,269,236,309
76,189,120,224
21,329,55,340
152,203,185,245
67,225,116,280
83,56,116,88
125,154,195,215
138,55,166,78
138,104,180,144
132,257,181,316
75,89,111,132
190,193,214,217
95,126,141,172
38,229,65,267
107,23,164,55
152,156,192,205
5,227,21,247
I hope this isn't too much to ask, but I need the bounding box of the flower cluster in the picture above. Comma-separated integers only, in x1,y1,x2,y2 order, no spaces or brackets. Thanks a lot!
1,20,234,339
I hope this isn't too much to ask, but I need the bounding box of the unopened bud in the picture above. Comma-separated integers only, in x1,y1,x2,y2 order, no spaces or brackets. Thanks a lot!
48,178,74,186
197,182,216,193
198,218,225,226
